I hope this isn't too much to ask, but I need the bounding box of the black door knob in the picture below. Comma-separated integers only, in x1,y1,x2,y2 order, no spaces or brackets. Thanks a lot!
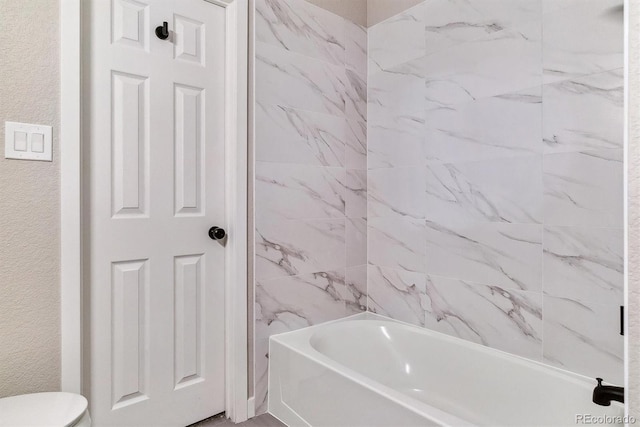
155,21,169,40
209,226,226,240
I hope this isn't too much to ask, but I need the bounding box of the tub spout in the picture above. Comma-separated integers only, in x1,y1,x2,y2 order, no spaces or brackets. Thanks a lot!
593,378,624,406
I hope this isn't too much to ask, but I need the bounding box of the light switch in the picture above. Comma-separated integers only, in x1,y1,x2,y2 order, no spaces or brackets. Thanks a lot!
4,121,52,161
14,132,27,151
31,133,44,153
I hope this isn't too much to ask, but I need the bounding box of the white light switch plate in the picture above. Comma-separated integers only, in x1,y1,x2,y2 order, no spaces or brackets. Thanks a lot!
4,121,53,161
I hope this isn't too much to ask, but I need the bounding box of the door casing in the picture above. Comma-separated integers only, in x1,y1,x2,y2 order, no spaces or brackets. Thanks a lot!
59,0,250,422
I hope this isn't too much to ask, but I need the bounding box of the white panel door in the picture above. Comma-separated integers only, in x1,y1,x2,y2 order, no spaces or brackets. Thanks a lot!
87,0,226,425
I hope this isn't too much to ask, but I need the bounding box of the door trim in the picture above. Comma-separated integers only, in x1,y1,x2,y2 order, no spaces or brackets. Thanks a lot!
60,0,250,422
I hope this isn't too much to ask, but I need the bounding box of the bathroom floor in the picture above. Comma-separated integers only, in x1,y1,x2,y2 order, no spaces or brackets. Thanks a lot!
190,413,285,427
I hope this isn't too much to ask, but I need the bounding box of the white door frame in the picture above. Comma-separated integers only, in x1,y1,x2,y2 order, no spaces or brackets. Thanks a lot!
60,0,250,422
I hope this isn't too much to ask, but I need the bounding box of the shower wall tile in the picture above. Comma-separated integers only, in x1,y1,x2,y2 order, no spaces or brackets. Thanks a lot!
543,295,624,383
542,0,623,84
423,87,542,164
345,169,367,219
424,221,543,292
368,110,425,169
256,163,346,220
544,226,624,306
543,149,623,227
368,167,426,220
346,218,367,267
255,103,346,166
425,155,543,225
424,276,543,360
368,217,426,274
422,22,541,101
255,0,345,65
368,266,428,327
255,218,346,281
256,42,346,116
470,0,542,31
254,1,367,413
368,2,426,73
368,60,426,116
543,69,624,154
345,22,367,79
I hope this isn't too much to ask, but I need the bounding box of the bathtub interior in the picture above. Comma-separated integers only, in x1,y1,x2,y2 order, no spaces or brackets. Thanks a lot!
269,314,625,427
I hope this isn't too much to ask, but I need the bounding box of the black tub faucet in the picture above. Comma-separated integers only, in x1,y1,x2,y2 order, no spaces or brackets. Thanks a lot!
593,378,624,406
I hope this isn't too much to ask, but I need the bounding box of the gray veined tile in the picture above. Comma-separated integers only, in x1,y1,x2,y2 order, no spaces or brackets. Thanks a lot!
345,119,367,170
543,149,623,227
424,87,542,163
345,169,367,219
542,0,623,84
544,226,623,306
543,295,623,384
345,68,367,122
368,59,426,116
255,218,345,281
255,0,345,66
469,0,542,34
424,276,543,360
424,221,543,292
345,265,368,314
255,42,346,116
425,155,543,226
255,103,346,167
368,217,426,274
345,21,367,80
368,2,426,73
346,218,367,267
368,266,428,327
543,69,624,154
367,110,426,169
422,21,541,101
368,167,426,220
256,163,346,220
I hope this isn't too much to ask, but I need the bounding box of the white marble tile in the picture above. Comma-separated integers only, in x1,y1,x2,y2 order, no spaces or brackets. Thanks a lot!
424,0,500,57
368,2,425,73
543,295,624,384
368,217,426,274
543,69,624,154
425,155,543,225
544,226,623,306
368,59,425,115
543,149,623,227
256,163,345,220
255,0,345,65
368,266,428,327
255,103,346,166
256,42,346,116
345,265,368,313
255,218,345,280
422,21,541,101
368,110,426,169
424,276,543,360
368,167,426,220
345,21,367,79
345,119,367,170
345,68,367,122
346,218,367,267
542,0,623,83
470,0,541,33
424,87,542,164
345,169,367,218
425,221,543,292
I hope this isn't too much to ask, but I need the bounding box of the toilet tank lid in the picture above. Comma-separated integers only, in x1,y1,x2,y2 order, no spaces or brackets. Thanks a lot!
0,392,88,427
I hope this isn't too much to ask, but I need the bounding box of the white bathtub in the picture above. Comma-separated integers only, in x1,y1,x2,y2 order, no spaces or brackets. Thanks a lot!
268,313,625,426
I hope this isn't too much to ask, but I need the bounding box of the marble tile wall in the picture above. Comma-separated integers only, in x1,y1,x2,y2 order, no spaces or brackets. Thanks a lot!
253,0,367,413
367,0,624,383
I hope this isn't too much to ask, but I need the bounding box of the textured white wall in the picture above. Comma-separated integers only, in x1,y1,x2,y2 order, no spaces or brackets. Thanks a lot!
627,0,640,418
0,0,61,397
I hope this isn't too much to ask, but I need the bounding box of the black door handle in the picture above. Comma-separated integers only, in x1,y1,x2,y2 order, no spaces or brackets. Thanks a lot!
209,226,226,241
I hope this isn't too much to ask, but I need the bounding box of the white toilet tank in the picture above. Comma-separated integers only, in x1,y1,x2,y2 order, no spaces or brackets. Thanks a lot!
0,392,91,427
